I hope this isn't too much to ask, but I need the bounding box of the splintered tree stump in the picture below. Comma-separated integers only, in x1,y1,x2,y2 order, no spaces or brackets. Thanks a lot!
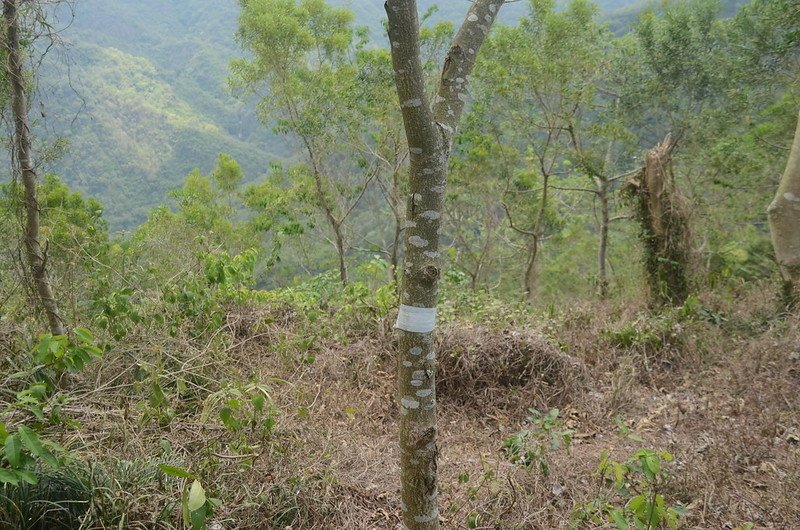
624,135,691,306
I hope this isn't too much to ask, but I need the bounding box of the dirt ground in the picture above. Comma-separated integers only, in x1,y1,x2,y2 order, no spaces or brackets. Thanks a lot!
53,284,800,529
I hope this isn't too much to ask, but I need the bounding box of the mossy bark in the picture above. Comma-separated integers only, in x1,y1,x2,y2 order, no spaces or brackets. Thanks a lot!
626,136,690,307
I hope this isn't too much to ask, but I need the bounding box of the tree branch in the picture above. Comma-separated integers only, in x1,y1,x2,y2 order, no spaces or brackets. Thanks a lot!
432,0,505,141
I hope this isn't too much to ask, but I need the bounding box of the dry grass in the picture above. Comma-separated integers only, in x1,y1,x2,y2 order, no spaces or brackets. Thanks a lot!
2,281,799,529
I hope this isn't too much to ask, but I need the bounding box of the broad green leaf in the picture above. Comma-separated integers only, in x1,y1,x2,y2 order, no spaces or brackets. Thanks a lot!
187,480,206,511
609,508,628,530
159,464,195,479
17,426,59,468
16,470,37,484
190,505,207,530
252,394,266,412
74,327,94,342
4,434,22,467
0,468,19,485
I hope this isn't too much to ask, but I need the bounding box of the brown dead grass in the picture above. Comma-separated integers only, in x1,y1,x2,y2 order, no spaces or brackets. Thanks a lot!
5,281,799,529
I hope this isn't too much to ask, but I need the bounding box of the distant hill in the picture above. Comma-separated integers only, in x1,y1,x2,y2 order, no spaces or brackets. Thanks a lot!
39,0,642,229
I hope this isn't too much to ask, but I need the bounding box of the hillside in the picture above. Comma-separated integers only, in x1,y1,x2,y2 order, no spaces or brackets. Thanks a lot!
40,0,638,229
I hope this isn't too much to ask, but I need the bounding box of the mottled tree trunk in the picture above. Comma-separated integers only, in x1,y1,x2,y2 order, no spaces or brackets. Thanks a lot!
385,1,503,528
4,0,65,336
767,111,800,306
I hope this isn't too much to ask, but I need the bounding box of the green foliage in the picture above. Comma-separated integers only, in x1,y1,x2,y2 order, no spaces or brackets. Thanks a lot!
33,328,103,376
571,448,686,529
159,466,222,530
501,408,574,476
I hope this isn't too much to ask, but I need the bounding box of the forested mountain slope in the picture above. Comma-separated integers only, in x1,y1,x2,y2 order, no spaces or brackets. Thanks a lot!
41,0,639,228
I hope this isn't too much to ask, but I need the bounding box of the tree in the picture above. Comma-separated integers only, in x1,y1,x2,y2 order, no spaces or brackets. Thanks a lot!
467,0,631,300
385,1,504,528
768,111,800,305
624,135,691,306
232,0,383,286
3,0,64,335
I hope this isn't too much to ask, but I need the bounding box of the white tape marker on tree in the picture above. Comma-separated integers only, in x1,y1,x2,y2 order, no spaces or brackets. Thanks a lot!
395,305,437,333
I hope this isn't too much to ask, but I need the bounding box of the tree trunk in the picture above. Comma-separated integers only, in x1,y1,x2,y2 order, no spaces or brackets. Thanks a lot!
625,135,690,306
4,0,65,336
333,222,348,286
768,110,800,306
597,175,610,298
524,172,549,302
386,2,503,528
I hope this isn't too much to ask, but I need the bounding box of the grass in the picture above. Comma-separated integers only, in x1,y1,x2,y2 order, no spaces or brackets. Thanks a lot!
1,278,798,528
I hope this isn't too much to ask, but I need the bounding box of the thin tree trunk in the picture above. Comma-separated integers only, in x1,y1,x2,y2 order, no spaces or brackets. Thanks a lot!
391,216,402,282
768,110,800,305
333,222,348,286
597,176,610,298
524,172,549,302
4,0,64,336
386,2,503,528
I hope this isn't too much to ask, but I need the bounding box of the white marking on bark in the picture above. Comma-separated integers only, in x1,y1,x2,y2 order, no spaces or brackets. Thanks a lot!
431,185,445,194
410,147,423,154
413,193,423,202
457,92,469,103
402,220,417,229
411,380,423,387
489,4,497,13
468,48,475,54
412,370,425,380
410,346,423,356
402,98,423,108
402,360,413,367
416,389,433,397
401,397,420,409
425,352,435,360
414,509,439,523
467,13,478,21
409,236,429,247
396,305,437,333
784,192,800,202
423,251,441,259
420,210,441,220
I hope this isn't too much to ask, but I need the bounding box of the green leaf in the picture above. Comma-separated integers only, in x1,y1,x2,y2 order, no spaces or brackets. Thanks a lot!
251,394,266,413
74,327,94,343
159,464,195,479
609,508,628,530
219,407,239,431
190,505,207,530
187,480,206,511
4,434,22,467
0,468,20,485
16,470,37,484
17,426,59,469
